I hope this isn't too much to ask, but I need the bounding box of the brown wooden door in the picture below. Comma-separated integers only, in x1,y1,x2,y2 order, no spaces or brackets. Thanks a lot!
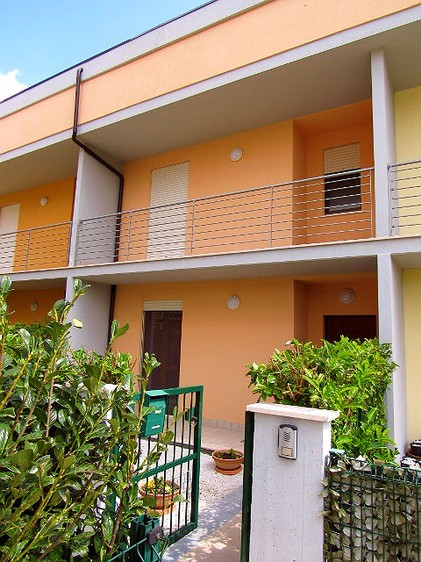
143,311,182,389
324,315,377,342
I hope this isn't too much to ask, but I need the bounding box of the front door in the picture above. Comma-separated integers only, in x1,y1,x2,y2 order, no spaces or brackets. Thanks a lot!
143,310,182,390
324,315,377,342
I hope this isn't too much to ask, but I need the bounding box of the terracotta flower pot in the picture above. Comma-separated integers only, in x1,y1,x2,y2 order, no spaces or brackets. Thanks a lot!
410,440,421,457
139,479,180,513
212,449,244,475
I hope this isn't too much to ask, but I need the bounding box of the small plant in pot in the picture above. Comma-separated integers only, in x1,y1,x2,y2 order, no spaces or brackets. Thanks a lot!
212,448,244,475
407,439,421,459
139,477,181,513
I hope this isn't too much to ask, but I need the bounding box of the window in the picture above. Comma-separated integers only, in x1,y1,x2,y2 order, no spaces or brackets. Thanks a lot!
325,170,361,214
324,143,361,215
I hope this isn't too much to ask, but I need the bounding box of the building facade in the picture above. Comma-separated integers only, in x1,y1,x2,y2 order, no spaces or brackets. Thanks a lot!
1,0,420,454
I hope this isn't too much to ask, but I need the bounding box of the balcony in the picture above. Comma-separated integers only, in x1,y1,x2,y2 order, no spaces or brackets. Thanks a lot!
0,168,377,275
390,158,421,236
75,168,374,266
0,222,72,274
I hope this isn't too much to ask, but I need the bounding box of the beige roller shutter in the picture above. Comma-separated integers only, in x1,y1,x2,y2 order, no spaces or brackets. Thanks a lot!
143,300,183,311
324,143,360,174
147,162,189,259
0,204,20,274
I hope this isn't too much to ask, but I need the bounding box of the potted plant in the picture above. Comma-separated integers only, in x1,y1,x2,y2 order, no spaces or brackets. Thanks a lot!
406,439,421,459
139,477,180,512
212,448,244,475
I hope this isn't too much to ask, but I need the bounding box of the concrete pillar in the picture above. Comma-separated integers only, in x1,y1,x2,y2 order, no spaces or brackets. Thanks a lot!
377,254,407,455
65,276,111,353
69,149,121,266
371,50,397,237
245,403,339,562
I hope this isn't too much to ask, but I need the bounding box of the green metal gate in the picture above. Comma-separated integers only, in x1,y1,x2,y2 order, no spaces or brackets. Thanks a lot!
109,385,203,562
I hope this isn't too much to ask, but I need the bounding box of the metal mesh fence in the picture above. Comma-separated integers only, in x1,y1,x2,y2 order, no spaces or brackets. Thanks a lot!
324,453,421,561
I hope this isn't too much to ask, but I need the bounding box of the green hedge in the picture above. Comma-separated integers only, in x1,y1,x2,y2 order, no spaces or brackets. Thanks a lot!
247,337,397,461
0,277,172,561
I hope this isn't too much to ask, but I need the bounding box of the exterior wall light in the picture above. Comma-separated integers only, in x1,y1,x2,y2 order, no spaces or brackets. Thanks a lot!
230,148,243,162
30,301,38,312
339,288,355,305
40,196,49,206
226,295,240,310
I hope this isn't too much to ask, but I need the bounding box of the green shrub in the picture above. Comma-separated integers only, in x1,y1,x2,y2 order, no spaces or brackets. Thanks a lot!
247,337,397,461
0,277,176,561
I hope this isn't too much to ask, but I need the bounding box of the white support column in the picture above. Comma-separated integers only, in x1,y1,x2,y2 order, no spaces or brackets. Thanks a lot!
69,149,121,266
246,403,339,562
65,276,111,354
377,254,407,455
371,50,397,237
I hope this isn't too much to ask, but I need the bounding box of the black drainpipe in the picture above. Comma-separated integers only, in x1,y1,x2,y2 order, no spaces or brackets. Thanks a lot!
72,67,122,343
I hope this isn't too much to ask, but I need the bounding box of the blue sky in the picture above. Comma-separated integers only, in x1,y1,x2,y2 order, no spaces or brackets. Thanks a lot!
0,0,208,101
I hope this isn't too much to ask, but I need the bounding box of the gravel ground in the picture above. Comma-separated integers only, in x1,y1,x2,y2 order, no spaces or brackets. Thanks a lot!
198,451,243,510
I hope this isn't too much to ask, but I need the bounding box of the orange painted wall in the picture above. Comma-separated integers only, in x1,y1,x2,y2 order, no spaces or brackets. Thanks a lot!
296,102,374,244
123,121,294,206
305,275,378,343
120,102,374,260
7,288,65,324
121,121,295,258
0,89,74,155
1,0,416,153
294,281,308,342
0,178,75,271
0,178,75,229
113,277,295,423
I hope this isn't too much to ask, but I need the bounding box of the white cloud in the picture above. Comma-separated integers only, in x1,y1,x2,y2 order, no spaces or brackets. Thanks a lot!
0,69,27,102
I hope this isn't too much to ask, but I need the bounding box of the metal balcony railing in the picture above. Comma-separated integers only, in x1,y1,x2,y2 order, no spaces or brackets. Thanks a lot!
389,158,421,235
75,168,374,266
0,221,72,274
0,169,375,274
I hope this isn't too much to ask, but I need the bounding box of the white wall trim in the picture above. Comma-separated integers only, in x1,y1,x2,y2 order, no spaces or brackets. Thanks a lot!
10,235,421,288
247,403,339,423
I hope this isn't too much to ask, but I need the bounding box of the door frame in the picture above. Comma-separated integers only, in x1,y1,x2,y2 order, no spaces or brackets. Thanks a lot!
140,300,183,386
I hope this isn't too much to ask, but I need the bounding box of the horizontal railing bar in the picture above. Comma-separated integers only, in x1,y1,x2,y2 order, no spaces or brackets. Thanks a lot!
1,168,378,272
390,177,421,188
389,157,421,169
77,223,373,258
76,180,373,238
190,227,373,250
78,168,374,224
389,159,421,235
392,202,421,212
0,221,72,237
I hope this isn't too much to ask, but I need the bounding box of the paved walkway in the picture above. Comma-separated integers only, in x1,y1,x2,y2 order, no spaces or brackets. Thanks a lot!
163,422,245,561
164,485,242,561
200,423,244,453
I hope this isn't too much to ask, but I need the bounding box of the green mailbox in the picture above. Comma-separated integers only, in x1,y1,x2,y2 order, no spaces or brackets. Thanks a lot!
141,391,167,437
